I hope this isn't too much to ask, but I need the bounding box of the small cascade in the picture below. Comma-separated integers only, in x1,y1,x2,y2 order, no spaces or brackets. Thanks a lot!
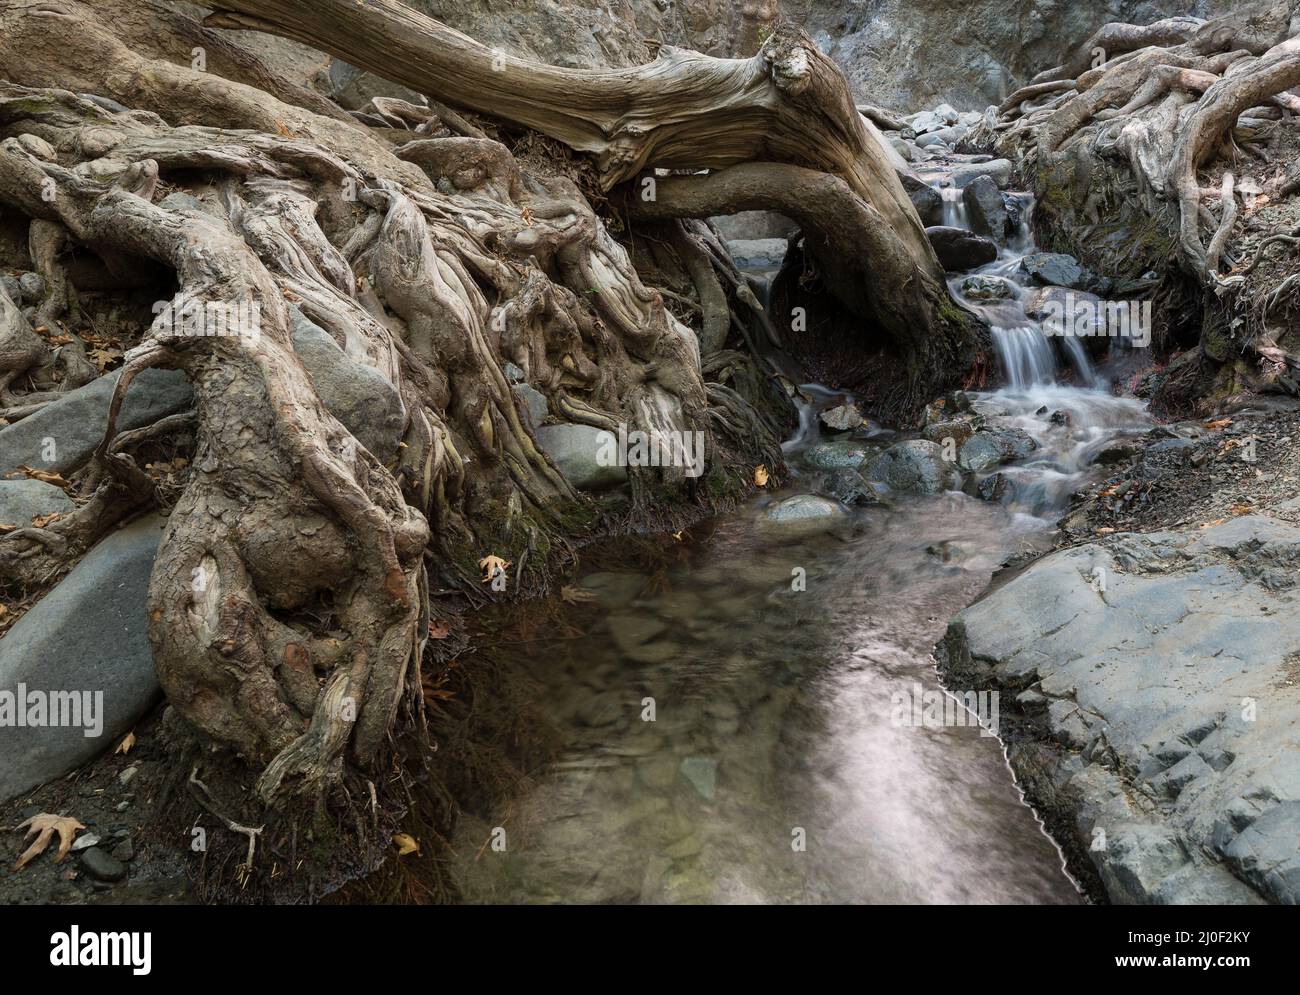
939,186,968,228
990,325,1057,388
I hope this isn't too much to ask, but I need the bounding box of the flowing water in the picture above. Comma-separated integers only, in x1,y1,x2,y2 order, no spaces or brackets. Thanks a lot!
450,159,1150,904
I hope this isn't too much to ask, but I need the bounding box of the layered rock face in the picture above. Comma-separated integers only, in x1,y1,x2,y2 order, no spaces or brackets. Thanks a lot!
938,515,1300,904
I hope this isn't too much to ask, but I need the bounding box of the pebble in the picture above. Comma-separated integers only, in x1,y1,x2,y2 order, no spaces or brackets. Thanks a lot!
79,846,127,883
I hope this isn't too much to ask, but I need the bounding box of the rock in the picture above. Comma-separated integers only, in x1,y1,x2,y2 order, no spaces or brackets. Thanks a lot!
865,439,960,494
0,368,192,477
327,58,429,111
289,308,405,462
962,174,1008,240
17,272,44,302
936,516,1300,904
577,571,645,608
678,757,717,800
761,494,851,530
887,136,917,163
1022,285,1104,336
708,211,798,241
910,110,945,134
606,613,667,654
79,847,127,883
1020,251,1091,290
534,424,627,490
957,428,1036,471
900,174,943,227
915,124,967,148
0,478,74,527
110,839,136,863
513,382,548,431
947,159,1013,189
0,273,23,306
798,438,879,470
820,469,887,507
921,413,985,449
1095,442,1140,466
934,102,960,124
819,403,865,432
0,515,166,804
926,226,998,272
959,275,1014,301
70,833,101,853
725,237,788,271
977,471,1013,503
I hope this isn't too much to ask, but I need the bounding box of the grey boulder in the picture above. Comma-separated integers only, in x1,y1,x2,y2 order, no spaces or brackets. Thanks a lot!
0,478,74,526
0,514,166,804
535,424,627,490
0,368,192,477
926,227,998,272
865,439,960,494
290,308,405,462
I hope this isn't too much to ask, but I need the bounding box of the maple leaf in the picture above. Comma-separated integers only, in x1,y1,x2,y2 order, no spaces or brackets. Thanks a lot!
393,833,420,856
478,554,510,582
560,584,595,605
13,813,85,870
88,346,123,372
428,619,451,639
754,464,769,487
115,731,136,755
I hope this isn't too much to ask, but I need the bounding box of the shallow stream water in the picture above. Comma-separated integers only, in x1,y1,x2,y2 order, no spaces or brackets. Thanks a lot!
451,159,1151,904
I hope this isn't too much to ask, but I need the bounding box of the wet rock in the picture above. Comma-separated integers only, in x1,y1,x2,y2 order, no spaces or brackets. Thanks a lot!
761,494,851,528
678,757,717,801
937,516,1300,904
79,847,127,883
865,439,960,494
0,368,192,477
926,226,998,272
0,515,166,804
290,309,405,461
957,428,1036,472
819,403,865,432
916,124,967,148
1020,251,1092,290
948,159,1013,189
1022,285,1104,336
534,424,627,490
900,174,942,227
977,471,1013,503
578,571,645,608
606,613,667,654
799,438,879,470
726,238,788,271
820,469,887,507
1095,442,1140,466
959,275,1014,301
962,174,1007,240
110,839,136,863
0,478,74,526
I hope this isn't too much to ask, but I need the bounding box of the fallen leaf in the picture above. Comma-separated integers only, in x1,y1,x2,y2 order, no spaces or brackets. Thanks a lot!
115,731,136,755
754,464,769,487
18,465,74,493
428,619,451,639
478,554,510,583
30,512,62,528
1095,527,1115,534
393,833,420,856
1204,418,1232,431
13,813,85,870
560,585,595,605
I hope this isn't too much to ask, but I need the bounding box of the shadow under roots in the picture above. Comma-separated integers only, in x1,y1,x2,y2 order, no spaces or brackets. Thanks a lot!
770,243,991,423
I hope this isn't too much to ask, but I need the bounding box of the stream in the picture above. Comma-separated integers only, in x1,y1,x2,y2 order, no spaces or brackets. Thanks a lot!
451,158,1151,904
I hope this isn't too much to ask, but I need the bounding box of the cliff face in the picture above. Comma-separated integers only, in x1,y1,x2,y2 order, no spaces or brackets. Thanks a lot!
799,0,1260,109
183,0,1266,111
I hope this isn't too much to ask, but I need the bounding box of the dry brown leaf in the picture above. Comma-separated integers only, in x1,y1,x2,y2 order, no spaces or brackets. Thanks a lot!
560,585,595,605
1095,527,1115,534
754,464,769,487
18,465,74,493
428,619,451,639
30,512,62,528
1204,418,1232,431
478,554,510,583
115,730,136,755
393,833,420,856
13,813,85,870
